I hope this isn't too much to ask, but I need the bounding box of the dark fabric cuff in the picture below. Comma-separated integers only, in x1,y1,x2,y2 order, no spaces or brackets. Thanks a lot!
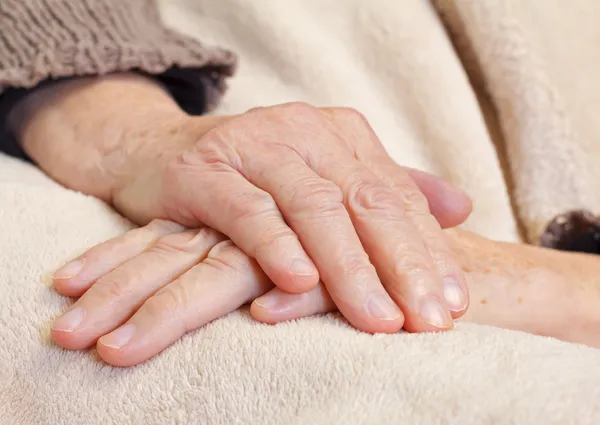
0,67,211,162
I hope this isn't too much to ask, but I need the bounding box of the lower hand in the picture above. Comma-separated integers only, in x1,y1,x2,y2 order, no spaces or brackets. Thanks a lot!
53,218,600,367
52,220,271,366
52,215,461,367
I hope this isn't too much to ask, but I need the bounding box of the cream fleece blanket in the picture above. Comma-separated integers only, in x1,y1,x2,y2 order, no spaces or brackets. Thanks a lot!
3,0,600,423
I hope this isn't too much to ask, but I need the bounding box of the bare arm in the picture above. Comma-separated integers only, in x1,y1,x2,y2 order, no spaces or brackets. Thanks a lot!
447,228,600,347
0,0,236,168
8,73,190,201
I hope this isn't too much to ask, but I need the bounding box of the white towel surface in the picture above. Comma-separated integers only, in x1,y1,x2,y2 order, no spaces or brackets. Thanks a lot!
2,0,600,423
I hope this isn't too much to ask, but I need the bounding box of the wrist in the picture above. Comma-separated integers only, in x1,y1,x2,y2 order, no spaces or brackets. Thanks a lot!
109,113,229,224
10,73,187,202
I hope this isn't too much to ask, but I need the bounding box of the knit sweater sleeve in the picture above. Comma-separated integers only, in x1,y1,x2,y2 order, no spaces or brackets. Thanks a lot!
0,0,237,160
0,0,236,106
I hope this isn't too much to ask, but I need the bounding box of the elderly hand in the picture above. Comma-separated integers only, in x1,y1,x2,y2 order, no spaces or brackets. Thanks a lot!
13,73,471,336
53,215,600,366
52,218,469,367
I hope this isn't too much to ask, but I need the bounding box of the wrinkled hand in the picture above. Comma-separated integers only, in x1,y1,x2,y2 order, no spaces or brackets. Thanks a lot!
53,215,469,367
14,74,472,336
112,103,471,333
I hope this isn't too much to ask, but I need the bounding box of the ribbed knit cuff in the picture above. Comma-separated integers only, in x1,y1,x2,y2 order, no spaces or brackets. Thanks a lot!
0,0,237,109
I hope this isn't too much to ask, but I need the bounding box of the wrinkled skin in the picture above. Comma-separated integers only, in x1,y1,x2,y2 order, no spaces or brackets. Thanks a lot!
113,103,472,333
12,73,473,337
12,73,600,367
51,222,600,367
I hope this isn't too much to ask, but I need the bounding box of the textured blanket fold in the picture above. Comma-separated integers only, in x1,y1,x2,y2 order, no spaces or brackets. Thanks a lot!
2,0,600,423
435,0,600,242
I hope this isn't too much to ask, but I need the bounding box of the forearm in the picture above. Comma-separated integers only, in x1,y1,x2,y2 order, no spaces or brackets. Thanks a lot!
8,73,186,201
447,228,600,343
0,0,236,174
448,227,600,283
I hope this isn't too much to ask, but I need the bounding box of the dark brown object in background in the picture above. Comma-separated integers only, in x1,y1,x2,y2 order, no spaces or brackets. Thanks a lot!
540,210,600,254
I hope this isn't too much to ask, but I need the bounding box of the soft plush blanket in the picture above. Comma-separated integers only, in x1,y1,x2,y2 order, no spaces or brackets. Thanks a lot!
2,0,600,423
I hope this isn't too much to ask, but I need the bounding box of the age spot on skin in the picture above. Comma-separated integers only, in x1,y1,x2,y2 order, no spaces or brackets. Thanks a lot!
480,299,487,304
517,296,523,304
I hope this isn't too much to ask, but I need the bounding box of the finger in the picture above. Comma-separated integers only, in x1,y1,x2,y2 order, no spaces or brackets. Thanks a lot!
240,106,461,330
53,219,185,297
164,162,319,294
402,167,472,228
361,156,470,320
96,240,273,367
320,158,457,331
251,283,336,324
321,107,469,320
234,105,453,331
320,107,472,228
246,155,405,334
51,228,225,350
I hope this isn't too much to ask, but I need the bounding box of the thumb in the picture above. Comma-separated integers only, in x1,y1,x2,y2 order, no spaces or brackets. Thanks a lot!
250,283,336,324
403,167,472,228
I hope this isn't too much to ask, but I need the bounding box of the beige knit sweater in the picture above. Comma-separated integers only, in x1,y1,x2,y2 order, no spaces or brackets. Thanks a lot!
0,0,236,104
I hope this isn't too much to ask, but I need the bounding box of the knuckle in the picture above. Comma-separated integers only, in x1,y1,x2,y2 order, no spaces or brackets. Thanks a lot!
195,128,244,170
288,179,345,216
255,228,298,258
151,230,199,254
394,182,430,212
336,107,368,124
340,253,376,277
392,250,433,278
348,179,400,215
144,288,188,330
164,126,240,172
148,243,183,258
275,102,324,129
399,208,448,253
208,239,242,259
94,275,130,300
327,107,377,148
205,240,249,276
281,101,318,116
151,228,222,254
227,191,279,223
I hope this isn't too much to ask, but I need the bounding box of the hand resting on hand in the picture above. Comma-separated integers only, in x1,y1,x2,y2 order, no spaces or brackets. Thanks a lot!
52,219,600,367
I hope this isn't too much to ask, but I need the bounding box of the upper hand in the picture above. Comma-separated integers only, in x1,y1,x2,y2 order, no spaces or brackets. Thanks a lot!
112,102,471,333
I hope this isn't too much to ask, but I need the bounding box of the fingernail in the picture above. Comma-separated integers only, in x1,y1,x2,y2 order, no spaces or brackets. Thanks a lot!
53,259,84,280
443,277,467,312
52,307,85,332
367,294,402,320
254,295,279,309
99,324,135,349
290,259,317,276
420,296,452,329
